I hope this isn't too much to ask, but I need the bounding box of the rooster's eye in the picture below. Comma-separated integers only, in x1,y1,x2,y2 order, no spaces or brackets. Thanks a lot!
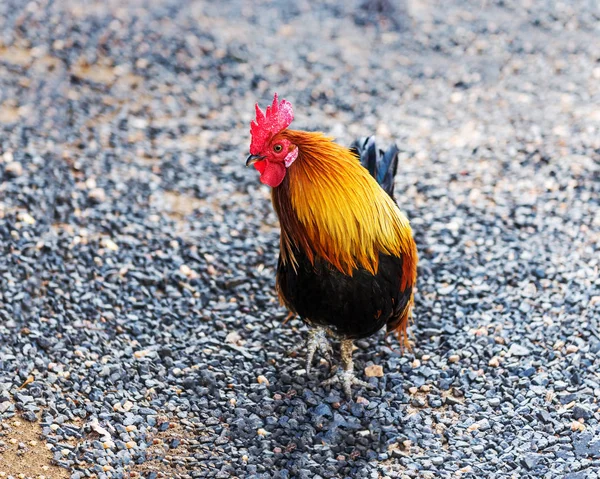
273,144,283,153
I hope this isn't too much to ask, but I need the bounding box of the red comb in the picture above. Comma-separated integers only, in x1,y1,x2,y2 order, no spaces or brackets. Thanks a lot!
249,93,294,154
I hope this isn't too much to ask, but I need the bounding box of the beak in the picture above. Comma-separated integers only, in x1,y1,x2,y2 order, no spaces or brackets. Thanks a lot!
246,154,265,167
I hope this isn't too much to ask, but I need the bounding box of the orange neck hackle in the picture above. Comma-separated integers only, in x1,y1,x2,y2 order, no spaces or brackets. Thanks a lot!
272,130,417,283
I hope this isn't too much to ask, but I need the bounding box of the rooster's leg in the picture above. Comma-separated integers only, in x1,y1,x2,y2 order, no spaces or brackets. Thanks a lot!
321,339,371,398
305,327,332,374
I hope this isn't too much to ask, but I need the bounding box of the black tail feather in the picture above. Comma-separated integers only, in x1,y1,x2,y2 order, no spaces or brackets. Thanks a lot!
350,136,399,199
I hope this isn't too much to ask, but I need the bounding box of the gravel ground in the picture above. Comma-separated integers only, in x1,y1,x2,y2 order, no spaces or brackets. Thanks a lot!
1,0,599,478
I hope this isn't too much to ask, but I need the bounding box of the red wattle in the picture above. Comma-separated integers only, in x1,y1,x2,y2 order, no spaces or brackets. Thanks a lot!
258,161,286,187
254,160,267,174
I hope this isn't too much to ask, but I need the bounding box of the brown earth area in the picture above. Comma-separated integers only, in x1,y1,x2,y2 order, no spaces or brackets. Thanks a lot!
0,414,69,479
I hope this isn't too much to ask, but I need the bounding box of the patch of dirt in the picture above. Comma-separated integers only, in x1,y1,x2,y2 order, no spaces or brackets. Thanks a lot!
150,190,216,219
124,418,218,479
0,414,69,479
0,103,20,124
70,61,117,85
0,45,33,66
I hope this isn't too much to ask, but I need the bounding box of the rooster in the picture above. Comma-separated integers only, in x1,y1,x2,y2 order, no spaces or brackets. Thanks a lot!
246,94,418,397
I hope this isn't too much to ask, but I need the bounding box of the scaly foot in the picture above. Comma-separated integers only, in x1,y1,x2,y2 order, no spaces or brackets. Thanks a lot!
321,338,373,398
321,368,372,399
305,328,332,374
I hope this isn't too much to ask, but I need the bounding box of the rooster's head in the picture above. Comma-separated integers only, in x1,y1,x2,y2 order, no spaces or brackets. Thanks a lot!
246,93,297,187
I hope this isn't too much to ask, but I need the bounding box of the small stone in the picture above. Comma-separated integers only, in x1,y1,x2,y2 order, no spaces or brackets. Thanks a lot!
88,187,106,203
536,410,552,423
445,396,462,406
554,381,568,391
257,375,270,385
257,428,268,436
179,264,197,278
477,419,491,431
5,161,23,177
18,213,35,225
467,422,481,432
572,405,592,420
438,285,455,295
125,441,136,449
138,407,156,415
520,366,536,378
571,421,585,432
448,355,460,363
565,345,579,354
103,239,119,251
225,331,242,345
488,356,500,367
521,453,540,470
508,344,531,356
364,365,384,377
519,302,531,313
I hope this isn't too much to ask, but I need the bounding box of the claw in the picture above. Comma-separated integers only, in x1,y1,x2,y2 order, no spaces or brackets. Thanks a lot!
320,338,372,398
321,369,373,398
305,328,332,374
